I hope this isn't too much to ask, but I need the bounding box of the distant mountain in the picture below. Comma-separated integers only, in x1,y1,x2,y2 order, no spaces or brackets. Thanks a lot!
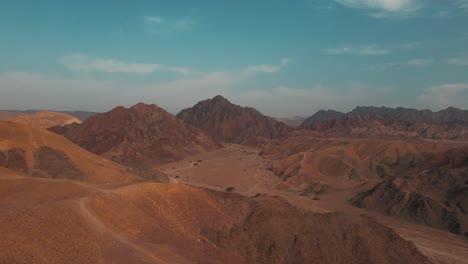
0,110,98,121
352,147,468,237
347,106,419,117
347,106,468,125
301,110,345,126
305,114,467,140
0,110,36,120
300,106,468,140
302,106,468,127
49,103,219,166
275,116,306,127
61,111,98,121
177,95,291,144
7,111,81,129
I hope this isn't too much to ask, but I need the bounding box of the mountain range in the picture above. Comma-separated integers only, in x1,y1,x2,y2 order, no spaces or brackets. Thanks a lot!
1,95,467,263
302,106,468,126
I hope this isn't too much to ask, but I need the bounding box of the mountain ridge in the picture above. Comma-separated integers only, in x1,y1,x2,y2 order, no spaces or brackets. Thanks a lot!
177,95,291,144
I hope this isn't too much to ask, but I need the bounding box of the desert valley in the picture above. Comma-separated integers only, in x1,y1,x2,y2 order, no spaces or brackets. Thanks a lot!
0,95,467,263
2,1,468,263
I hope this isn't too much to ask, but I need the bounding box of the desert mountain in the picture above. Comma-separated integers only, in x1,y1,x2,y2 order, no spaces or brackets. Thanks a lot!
302,106,468,127
261,136,464,190
261,133,468,236
348,106,468,125
347,106,419,117
7,110,81,129
0,110,98,121
177,95,291,144
0,121,145,184
50,103,219,166
0,175,429,263
62,110,99,121
352,147,468,237
275,116,306,127
301,109,345,126
303,114,468,140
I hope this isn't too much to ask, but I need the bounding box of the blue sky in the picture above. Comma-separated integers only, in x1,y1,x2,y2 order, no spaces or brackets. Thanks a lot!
1,0,468,117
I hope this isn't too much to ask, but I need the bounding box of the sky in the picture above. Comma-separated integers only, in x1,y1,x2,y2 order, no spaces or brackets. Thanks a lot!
1,0,468,117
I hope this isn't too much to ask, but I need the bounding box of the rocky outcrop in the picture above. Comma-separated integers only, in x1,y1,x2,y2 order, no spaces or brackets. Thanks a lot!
50,103,219,166
177,95,290,144
352,148,468,237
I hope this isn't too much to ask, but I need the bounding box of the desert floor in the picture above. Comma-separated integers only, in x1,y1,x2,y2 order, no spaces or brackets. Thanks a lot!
158,144,468,264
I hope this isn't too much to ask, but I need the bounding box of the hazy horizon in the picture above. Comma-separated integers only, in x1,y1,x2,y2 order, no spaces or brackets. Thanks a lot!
1,94,467,119
1,0,468,117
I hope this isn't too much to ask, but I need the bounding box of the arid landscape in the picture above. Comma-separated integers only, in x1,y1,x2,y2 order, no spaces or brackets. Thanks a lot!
2,1,468,263
0,95,466,264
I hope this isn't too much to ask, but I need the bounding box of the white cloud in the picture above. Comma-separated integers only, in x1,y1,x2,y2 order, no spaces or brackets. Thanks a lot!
172,17,198,30
144,16,163,24
457,0,468,8
2,69,465,117
447,57,468,65
0,71,235,113
335,0,421,11
233,84,404,117
322,46,389,56
334,0,422,17
59,54,193,75
0,69,397,117
407,58,435,67
242,58,291,75
418,83,468,110
364,58,435,71
144,15,198,34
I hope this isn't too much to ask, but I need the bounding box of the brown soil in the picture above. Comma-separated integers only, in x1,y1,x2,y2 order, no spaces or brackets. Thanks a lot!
0,121,143,184
0,175,428,264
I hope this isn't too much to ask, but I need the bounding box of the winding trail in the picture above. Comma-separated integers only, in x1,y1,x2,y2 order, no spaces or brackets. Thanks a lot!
76,193,169,264
242,158,264,196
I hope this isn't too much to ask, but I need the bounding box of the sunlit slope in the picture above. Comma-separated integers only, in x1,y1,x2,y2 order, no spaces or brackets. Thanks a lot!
0,121,141,184
8,110,81,129
0,177,428,264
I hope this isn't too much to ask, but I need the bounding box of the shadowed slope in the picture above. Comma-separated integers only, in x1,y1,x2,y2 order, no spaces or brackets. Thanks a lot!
352,147,468,237
177,95,290,144
50,103,219,166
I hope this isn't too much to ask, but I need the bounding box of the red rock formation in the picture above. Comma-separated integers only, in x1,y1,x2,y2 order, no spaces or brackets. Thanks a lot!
306,114,468,140
177,95,290,144
352,147,468,237
50,103,219,166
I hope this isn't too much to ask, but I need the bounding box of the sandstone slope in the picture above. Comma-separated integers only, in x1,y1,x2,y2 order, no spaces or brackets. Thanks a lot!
0,176,429,264
8,110,81,129
0,121,144,184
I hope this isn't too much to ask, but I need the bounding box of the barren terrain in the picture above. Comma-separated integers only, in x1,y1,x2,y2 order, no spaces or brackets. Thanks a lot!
159,143,468,264
0,167,430,263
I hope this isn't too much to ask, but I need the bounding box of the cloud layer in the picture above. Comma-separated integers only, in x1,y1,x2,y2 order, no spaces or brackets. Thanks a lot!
322,46,389,56
1,69,465,117
242,58,292,75
335,0,421,12
418,83,468,109
59,54,193,75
